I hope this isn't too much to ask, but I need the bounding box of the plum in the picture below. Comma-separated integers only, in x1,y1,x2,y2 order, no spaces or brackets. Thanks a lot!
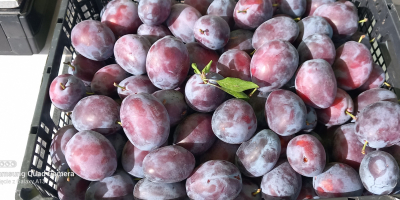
57,173,90,200
138,0,171,26
333,41,373,90
355,88,397,113
116,75,158,100
193,15,230,50
251,40,298,93
295,16,333,46
186,160,242,199
279,0,306,17
120,93,169,151
287,134,326,177
121,141,149,178
142,145,195,183
67,54,105,85
313,2,358,40
234,178,262,200
207,0,236,28
185,72,227,112
316,88,354,127
133,178,187,199
137,24,172,44
101,0,141,36
233,0,273,30
236,129,281,177
313,162,364,198
72,95,120,136
85,169,135,200
261,160,302,200
146,36,190,90
217,49,252,81
358,63,385,91
297,177,318,200
71,20,115,61
297,34,336,65
65,130,117,181
186,42,219,74
295,59,337,109
199,139,240,164
91,64,130,97
50,125,78,171
173,113,216,155
166,4,202,43
49,74,86,111
302,105,317,132
252,16,299,49
265,89,307,136
304,0,335,16
184,0,214,15
212,99,257,144
114,34,151,75
359,151,399,195
355,101,400,149
222,29,254,53
153,89,188,126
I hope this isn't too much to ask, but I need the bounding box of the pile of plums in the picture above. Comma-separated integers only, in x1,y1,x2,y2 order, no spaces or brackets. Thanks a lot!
48,0,400,199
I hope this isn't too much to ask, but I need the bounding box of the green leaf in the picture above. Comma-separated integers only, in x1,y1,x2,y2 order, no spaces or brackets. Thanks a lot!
202,60,213,74
217,77,259,92
192,63,201,74
219,87,250,100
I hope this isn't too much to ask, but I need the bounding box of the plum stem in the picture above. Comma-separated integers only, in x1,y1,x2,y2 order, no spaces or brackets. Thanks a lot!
181,110,187,116
306,121,310,126
294,17,301,22
362,141,368,154
63,62,75,71
67,168,70,182
65,112,72,116
359,18,368,23
237,8,249,13
60,83,66,90
370,38,375,43
162,99,167,105
116,121,122,126
345,110,357,120
358,35,366,43
383,82,391,87
114,82,126,91
272,3,279,6
252,189,261,196
199,29,205,34
250,49,256,55
86,92,94,95
249,88,257,97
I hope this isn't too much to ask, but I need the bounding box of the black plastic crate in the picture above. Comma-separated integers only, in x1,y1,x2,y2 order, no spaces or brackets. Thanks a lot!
14,0,400,199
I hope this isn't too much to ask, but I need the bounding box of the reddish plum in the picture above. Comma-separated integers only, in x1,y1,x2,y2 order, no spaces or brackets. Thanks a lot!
193,15,230,50
120,93,169,151
217,49,252,81
49,74,86,111
186,42,219,74
67,54,105,84
279,0,306,17
50,125,78,171
333,41,373,90
313,162,363,198
173,113,216,155
212,99,257,144
117,75,158,100
72,95,120,136
252,16,299,49
65,130,117,181
236,129,281,177
233,0,273,30
114,34,151,75
143,145,195,183
222,29,254,53
184,0,214,15
355,101,400,149
186,160,242,199
355,88,397,113
185,72,227,112
316,88,354,127
261,160,302,200
251,40,298,93
199,139,240,164
138,0,171,26
133,178,187,199
207,0,236,28
146,36,190,89
304,0,335,16
295,59,337,109
358,63,385,91
287,134,326,177
265,89,307,136
166,4,202,43
71,20,115,61
57,173,90,200
295,16,333,46
298,34,336,65
153,89,188,126
101,0,141,36
137,24,172,44
91,64,130,97
121,141,149,178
